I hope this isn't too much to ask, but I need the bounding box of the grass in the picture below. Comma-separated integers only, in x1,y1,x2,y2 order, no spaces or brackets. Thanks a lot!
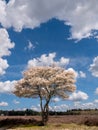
7,123,98,130
0,115,98,130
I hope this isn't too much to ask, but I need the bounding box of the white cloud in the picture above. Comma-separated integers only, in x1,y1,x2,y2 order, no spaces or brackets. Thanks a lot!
73,101,81,108
28,41,34,50
89,56,98,77
31,103,69,112
73,101,98,109
52,97,60,102
94,99,98,103
0,28,15,57
31,105,40,111
95,88,98,95
0,58,9,75
73,101,96,109
13,100,20,104
25,41,35,51
78,71,86,78
27,52,69,68
70,57,90,69
0,80,17,93
0,28,15,75
0,0,6,26
69,91,88,101
31,100,98,111
82,102,96,109
0,0,64,31
0,101,8,107
73,70,86,79
66,68,78,79
1,0,98,40
50,104,69,111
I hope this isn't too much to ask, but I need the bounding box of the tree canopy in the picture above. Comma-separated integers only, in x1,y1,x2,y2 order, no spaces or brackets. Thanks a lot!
14,66,76,125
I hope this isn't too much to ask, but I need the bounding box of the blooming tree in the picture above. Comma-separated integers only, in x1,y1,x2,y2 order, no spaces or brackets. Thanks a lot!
13,66,76,125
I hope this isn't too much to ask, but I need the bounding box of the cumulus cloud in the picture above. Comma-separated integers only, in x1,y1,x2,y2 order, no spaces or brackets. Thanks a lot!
27,52,69,68
0,101,8,107
0,28,15,57
25,41,35,51
0,0,65,31
0,28,15,75
31,103,69,112
69,91,88,101
31,105,40,111
27,53,80,81
73,102,96,109
0,0,6,26
94,99,98,103
95,88,98,95
0,58,9,75
73,101,81,108
66,68,78,79
0,80,17,93
78,71,86,78
50,104,69,111
52,97,60,102
51,101,98,111
89,56,98,77
13,100,20,104
82,102,96,109
31,100,98,111
1,0,98,40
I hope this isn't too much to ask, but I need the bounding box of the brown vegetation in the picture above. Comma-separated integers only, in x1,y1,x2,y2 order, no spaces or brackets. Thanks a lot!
0,115,98,129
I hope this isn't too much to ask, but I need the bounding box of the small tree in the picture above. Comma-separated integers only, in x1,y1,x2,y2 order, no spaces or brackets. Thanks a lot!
13,66,76,125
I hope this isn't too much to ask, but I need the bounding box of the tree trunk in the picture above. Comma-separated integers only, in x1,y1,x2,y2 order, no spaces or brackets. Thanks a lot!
41,104,49,125
39,92,50,125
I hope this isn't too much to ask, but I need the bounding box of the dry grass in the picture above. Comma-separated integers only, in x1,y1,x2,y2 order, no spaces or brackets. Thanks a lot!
0,115,98,130
7,124,98,130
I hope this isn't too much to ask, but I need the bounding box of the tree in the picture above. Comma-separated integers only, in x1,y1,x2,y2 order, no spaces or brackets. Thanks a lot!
13,66,76,125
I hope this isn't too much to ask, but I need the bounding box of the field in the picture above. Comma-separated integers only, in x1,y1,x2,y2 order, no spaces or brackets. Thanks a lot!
0,115,98,130
7,124,98,130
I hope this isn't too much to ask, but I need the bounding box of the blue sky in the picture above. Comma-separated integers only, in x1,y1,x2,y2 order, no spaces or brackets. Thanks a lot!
0,0,98,111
